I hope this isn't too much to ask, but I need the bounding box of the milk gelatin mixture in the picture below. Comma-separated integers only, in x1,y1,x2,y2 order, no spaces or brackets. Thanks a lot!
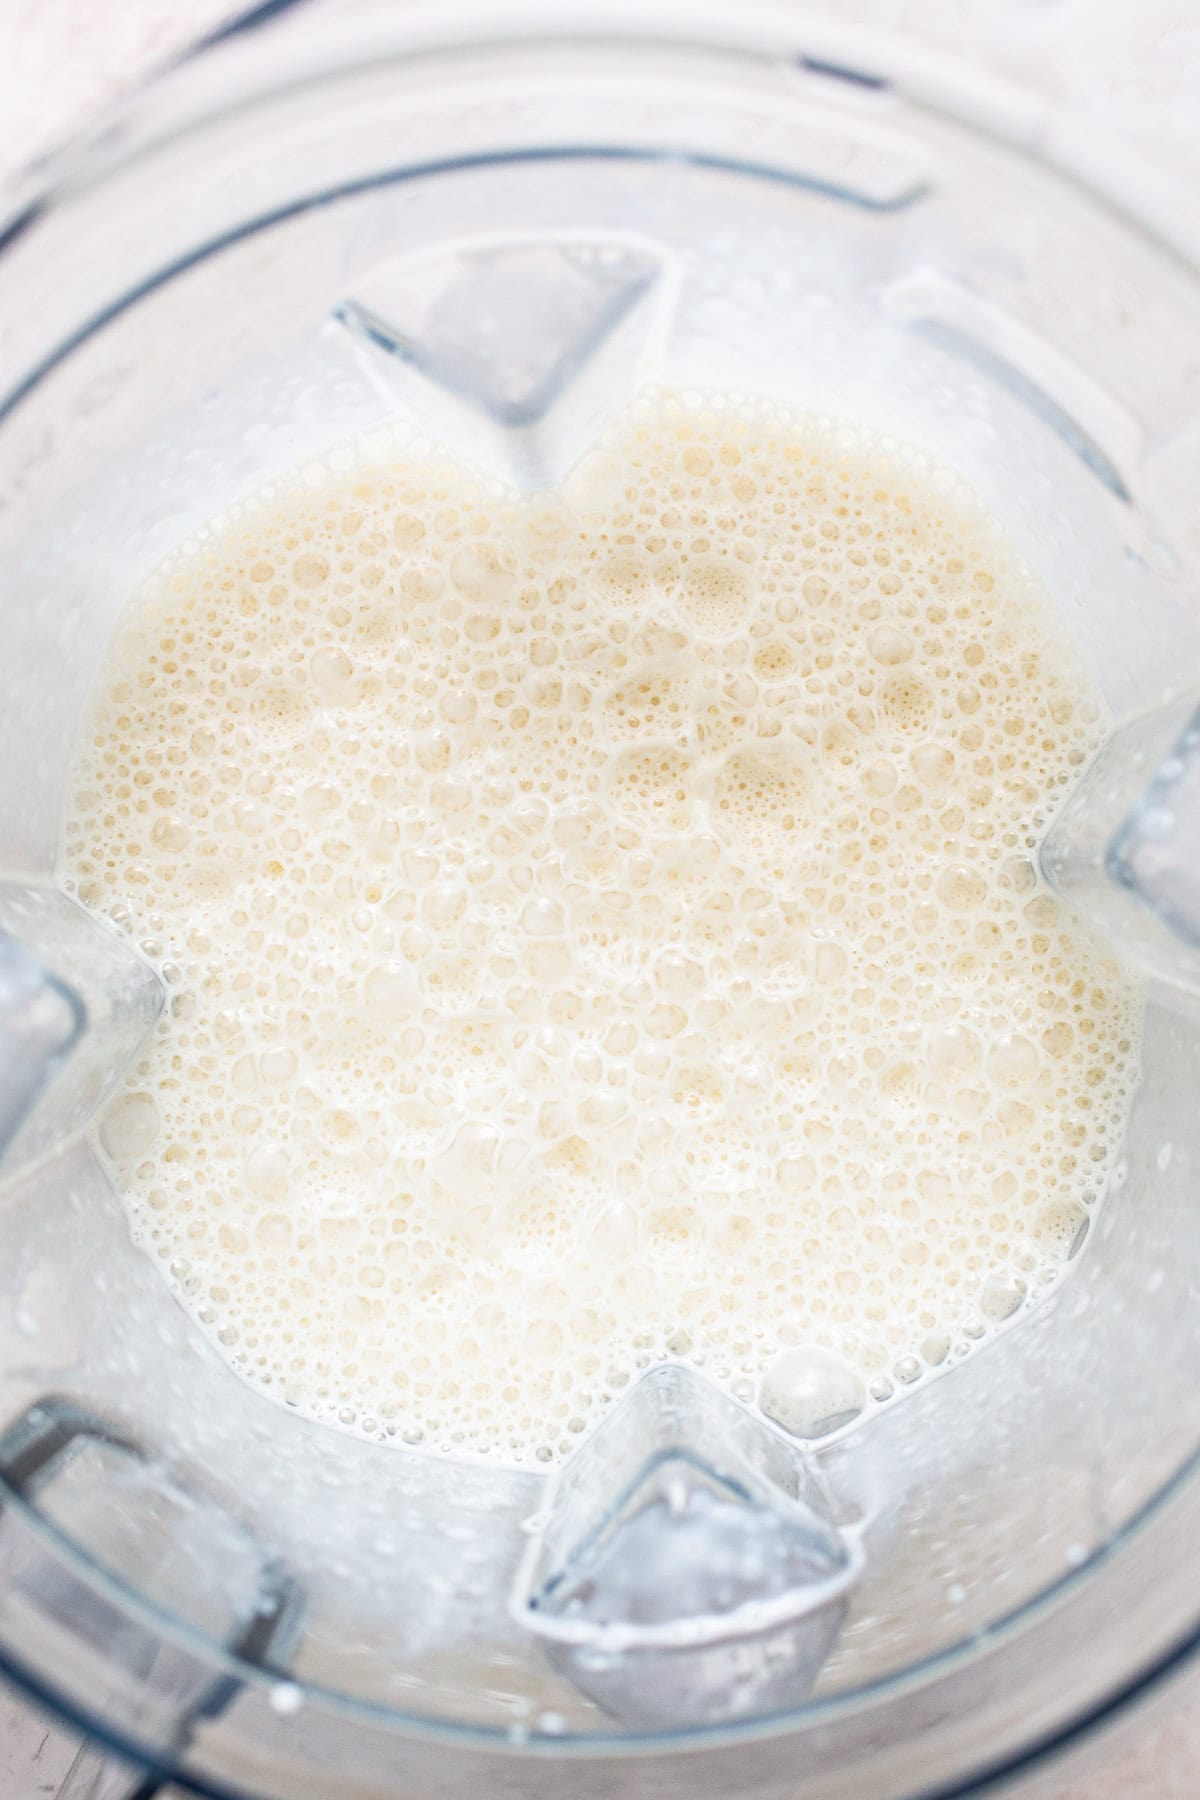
64,392,1140,1464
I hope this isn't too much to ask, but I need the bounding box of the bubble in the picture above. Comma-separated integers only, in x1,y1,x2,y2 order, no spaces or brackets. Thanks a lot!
244,1146,290,1198
813,941,848,983
257,1213,293,1253
979,1271,1028,1322
259,1048,298,1083
861,759,898,798
986,1033,1039,1088
430,1123,505,1209
363,963,418,1023
529,940,571,983
881,674,934,730
585,1200,638,1263
655,949,706,999
927,1024,981,1080
609,746,694,831
293,553,330,588
593,551,659,608
1039,1199,1090,1256
996,1099,1035,1138
603,665,694,744
521,899,564,937
99,1093,161,1161
301,781,340,819
911,743,955,789
150,817,191,852
402,848,439,887
647,1002,687,1039
869,626,913,667
449,542,517,605
937,864,988,911
232,800,266,833
310,645,353,697
1042,1021,1075,1059
672,558,754,636
254,684,312,737
712,745,810,853
752,640,798,681
758,1346,866,1438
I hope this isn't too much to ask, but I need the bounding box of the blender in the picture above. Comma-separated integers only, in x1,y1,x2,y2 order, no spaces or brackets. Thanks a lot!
2,3,1200,1796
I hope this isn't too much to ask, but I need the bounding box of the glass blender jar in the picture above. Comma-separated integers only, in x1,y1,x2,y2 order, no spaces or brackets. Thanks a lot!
2,4,1200,1796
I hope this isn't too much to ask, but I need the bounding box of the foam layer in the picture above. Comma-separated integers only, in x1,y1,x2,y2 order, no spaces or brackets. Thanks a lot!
63,392,1141,1464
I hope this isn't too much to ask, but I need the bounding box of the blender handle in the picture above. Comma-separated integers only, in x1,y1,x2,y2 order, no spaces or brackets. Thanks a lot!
0,1396,303,1800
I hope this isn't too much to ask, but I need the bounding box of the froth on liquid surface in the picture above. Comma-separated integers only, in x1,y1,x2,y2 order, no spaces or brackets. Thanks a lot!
64,393,1141,1465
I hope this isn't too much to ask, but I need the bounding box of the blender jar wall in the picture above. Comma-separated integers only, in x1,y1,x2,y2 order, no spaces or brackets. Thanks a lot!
0,6,1199,1797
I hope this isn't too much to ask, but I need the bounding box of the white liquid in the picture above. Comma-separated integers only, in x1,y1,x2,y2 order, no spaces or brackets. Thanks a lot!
64,393,1141,1464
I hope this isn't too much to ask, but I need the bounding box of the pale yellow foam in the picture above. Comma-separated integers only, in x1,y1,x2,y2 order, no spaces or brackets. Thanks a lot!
63,392,1141,1464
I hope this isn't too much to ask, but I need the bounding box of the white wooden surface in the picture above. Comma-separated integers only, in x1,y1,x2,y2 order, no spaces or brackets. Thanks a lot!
0,1,1197,1795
